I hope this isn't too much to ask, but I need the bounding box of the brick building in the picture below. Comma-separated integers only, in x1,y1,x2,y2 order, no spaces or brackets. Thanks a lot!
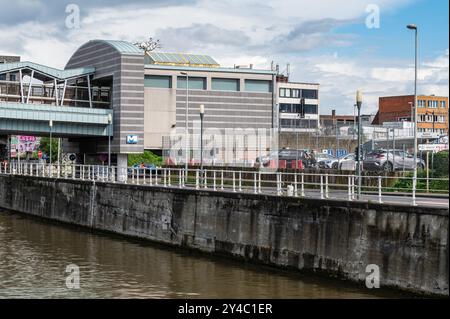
373,95,449,135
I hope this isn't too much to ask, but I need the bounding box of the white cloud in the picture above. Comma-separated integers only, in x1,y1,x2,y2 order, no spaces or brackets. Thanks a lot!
0,0,447,117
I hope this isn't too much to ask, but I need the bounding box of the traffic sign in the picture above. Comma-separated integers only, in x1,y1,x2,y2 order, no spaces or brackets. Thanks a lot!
418,144,448,153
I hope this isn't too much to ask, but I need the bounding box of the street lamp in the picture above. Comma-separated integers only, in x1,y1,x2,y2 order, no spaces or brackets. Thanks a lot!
180,71,189,174
407,23,418,206
356,90,363,199
199,104,205,176
49,119,53,176
108,113,112,168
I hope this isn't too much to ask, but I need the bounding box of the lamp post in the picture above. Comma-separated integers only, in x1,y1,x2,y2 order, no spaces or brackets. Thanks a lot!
49,120,53,176
108,113,112,168
180,71,189,174
356,90,363,199
199,104,205,176
407,23,418,206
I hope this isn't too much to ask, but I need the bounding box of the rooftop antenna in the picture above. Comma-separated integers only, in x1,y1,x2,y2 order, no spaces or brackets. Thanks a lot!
276,64,280,75
287,63,290,78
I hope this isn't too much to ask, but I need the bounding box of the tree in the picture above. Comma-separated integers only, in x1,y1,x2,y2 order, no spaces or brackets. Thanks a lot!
38,137,59,162
134,37,161,54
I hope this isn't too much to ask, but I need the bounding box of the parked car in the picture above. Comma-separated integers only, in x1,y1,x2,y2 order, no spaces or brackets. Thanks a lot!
338,153,356,171
128,163,157,176
363,150,425,172
316,153,337,169
255,149,316,169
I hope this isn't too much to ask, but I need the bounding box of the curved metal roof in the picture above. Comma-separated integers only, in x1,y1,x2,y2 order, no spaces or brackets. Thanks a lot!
93,40,144,55
0,61,95,80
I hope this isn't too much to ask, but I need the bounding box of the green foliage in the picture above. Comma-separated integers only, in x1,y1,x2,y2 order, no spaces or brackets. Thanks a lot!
38,137,59,162
128,150,162,167
391,169,448,193
432,151,449,177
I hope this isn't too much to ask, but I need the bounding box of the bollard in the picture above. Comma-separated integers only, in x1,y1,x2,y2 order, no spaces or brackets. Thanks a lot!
143,168,146,185
168,168,171,186
320,175,324,199
213,170,217,191
204,170,207,189
325,174,329,199
286,185,294,197
155,169,158,185
254,172,258,194
378,175,383,204
179,169,182,188
221,170,224,191
163,168,167,187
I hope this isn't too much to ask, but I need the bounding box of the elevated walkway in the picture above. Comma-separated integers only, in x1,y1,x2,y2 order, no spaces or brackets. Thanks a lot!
0,102,112,137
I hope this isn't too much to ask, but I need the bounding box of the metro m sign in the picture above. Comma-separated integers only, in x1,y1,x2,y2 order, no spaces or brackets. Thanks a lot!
126,135,138,144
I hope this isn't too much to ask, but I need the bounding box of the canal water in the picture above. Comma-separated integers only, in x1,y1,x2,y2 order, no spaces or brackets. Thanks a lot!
0,211,405,299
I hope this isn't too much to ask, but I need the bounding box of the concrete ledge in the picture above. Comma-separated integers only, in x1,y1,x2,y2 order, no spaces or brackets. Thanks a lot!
0,174,448,296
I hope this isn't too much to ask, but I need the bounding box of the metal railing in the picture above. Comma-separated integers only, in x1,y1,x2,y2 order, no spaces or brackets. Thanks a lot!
1,162,448,207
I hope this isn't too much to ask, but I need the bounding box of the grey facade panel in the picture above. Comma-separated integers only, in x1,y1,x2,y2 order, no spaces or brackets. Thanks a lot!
65,41,145,154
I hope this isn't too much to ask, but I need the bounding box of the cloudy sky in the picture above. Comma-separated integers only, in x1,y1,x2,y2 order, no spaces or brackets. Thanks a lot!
0,0,448,114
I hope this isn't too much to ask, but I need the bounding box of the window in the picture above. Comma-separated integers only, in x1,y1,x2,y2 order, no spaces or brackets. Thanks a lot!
303,104,318,114
427,100,438,108
177,76,206,90
440,101,446,108
0,74,5,81
279,88,286,97
279,104,293,113
302,89,318,99
292,89,300,98
245,80,272,93
144,75,172,88
285,88,291,98
418,100,425,107
211,78,239,91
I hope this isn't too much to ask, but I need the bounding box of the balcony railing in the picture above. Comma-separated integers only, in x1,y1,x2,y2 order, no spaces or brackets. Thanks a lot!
0,80,111,109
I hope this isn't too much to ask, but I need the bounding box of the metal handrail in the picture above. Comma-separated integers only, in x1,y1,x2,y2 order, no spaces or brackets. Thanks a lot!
1,163,448,206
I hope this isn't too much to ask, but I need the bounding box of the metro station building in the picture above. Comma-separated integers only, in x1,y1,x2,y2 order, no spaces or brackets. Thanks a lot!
0,39,319,171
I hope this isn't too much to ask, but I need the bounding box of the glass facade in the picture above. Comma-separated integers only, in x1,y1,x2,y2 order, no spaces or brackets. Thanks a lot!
177,76,206,90
144,75,172,88
244,79,272,93
211,78,240,91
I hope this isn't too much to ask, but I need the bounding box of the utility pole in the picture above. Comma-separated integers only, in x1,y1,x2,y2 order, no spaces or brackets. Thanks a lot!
407,23,419,206
356,90,363,199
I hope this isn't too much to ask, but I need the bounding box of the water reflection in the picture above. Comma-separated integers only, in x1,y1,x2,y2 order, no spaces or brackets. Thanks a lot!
0,211,402,299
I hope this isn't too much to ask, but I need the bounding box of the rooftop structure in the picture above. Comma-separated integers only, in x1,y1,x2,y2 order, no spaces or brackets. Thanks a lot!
145,52,220,67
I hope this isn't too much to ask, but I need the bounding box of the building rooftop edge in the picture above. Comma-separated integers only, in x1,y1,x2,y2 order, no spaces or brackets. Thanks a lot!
144,64,276,75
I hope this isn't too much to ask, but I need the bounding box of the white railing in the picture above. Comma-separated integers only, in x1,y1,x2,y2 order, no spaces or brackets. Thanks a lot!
0,162,448,207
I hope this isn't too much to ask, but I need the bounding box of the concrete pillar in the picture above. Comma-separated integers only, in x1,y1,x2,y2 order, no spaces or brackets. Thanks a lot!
117,153,128,182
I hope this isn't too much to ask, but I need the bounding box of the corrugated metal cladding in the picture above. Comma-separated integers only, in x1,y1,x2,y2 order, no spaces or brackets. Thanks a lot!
176,90,273,130
65,40,145,154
